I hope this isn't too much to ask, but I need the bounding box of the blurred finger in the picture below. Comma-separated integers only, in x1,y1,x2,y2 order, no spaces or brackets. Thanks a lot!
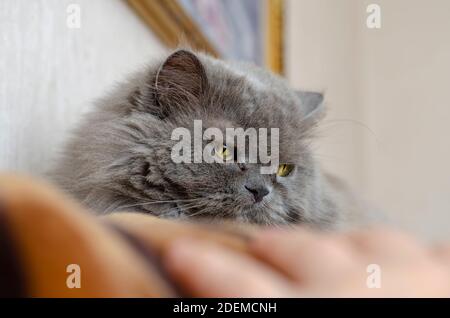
163,238,295,297
346,227,426,263
433,244,450,265
250,229,358,284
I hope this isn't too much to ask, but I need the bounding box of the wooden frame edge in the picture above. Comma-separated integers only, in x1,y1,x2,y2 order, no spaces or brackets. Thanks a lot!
126,0,284,74
266,0,285,74
126,0,219,56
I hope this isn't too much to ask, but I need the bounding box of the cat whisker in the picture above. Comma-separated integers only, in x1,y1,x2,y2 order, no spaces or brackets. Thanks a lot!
116,198,202,211
186,205,218,218
157,200,209,216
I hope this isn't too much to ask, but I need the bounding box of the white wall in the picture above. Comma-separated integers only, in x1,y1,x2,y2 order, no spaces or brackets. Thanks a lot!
286,0,450,240
357,0,450,240
0,0,165,175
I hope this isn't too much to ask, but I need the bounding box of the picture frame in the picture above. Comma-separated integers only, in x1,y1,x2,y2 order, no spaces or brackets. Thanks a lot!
126,0,284,74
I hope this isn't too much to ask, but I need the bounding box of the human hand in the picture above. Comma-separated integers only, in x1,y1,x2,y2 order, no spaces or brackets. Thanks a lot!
163,227,450,297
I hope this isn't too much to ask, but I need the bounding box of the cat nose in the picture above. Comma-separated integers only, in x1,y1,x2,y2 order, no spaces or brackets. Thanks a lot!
245,185,270,203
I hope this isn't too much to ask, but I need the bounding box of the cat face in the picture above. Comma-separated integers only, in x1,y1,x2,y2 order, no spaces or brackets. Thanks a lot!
56,50,331,225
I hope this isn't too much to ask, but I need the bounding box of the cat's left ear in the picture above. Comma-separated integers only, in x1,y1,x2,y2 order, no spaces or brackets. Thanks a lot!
296,90,325,123
154,50,208,114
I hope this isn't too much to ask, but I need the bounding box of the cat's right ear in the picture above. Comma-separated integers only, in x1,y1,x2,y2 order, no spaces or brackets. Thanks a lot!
153,50,208,117
296,90,325,125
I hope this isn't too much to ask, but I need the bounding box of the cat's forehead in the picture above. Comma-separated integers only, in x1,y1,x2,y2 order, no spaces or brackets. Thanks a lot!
205,58,269,91
201,63,301,122
200,54,296,99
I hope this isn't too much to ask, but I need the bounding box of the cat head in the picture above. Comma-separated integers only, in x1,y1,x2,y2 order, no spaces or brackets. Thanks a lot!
64,50,335,226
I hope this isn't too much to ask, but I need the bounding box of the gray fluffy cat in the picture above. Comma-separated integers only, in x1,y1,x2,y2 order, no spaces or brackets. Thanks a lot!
51,49,364,228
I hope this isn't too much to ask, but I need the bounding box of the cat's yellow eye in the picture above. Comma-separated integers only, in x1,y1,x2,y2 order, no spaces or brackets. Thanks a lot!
215,145,232,161
277,164,295,177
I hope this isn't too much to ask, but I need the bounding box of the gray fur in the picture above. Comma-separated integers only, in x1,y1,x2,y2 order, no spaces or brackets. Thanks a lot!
50,50,358,228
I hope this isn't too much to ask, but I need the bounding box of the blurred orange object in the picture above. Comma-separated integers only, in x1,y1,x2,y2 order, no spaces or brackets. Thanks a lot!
0,174,250,297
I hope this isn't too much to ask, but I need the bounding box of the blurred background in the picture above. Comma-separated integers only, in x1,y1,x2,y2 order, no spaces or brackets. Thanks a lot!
1,0,449,240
